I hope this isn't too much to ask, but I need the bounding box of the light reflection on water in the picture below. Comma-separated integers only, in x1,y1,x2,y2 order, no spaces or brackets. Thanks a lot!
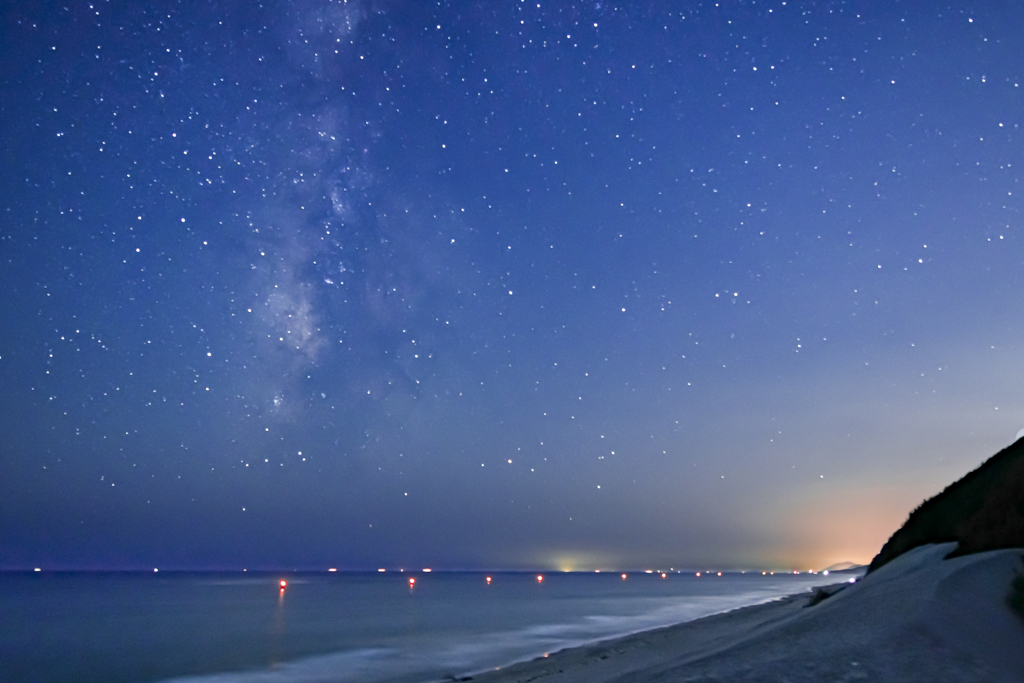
0,570,857,683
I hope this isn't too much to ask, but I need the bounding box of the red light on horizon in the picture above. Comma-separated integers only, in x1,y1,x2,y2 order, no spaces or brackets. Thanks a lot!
408,577,416,587
621,573,627,580
279,580,287,589
536,574,543,583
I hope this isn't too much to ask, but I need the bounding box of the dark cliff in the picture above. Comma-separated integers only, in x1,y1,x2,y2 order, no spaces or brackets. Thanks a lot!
869,438,1024,573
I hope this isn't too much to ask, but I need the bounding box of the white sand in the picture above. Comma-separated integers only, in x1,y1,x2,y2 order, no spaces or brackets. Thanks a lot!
462,543,1024,683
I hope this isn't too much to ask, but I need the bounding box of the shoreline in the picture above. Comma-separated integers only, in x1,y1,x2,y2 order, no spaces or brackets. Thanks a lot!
458,544,1024,683
457,593,807,682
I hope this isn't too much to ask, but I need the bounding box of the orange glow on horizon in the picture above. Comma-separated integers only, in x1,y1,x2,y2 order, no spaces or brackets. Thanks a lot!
767,480,913,568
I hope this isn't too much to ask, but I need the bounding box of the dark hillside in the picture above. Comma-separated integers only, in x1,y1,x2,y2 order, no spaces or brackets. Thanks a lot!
869,438,1024,573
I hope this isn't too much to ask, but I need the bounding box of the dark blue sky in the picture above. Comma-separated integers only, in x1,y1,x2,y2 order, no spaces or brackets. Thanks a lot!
2,0,1023,571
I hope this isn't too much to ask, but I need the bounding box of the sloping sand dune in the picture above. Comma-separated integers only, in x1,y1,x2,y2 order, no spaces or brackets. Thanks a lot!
466,543,1024,683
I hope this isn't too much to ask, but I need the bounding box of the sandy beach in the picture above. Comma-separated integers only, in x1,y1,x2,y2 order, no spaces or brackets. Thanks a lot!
463,543,1024,683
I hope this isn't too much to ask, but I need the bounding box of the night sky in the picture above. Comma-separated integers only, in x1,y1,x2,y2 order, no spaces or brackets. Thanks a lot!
3,1,1023,572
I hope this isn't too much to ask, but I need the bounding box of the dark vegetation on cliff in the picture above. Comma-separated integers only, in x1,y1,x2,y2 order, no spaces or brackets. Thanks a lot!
868,438,1024,573
1009,558,1024,618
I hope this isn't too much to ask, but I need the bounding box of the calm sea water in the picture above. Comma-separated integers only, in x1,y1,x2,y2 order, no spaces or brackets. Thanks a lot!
0,569,854,683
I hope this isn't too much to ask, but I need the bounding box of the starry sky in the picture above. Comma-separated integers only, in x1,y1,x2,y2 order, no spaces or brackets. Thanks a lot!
2,0,1023,572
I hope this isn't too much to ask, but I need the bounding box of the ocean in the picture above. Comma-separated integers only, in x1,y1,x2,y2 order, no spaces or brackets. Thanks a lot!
0,569,854,683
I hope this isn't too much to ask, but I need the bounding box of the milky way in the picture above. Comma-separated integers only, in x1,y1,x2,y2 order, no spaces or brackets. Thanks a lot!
2,1,1023,571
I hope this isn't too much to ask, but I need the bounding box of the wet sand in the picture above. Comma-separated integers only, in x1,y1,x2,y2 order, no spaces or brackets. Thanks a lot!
462,543,1024,683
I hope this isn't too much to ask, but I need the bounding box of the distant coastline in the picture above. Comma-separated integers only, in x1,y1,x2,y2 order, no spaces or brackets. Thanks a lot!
466,544,1024,683
464,438,1024,683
